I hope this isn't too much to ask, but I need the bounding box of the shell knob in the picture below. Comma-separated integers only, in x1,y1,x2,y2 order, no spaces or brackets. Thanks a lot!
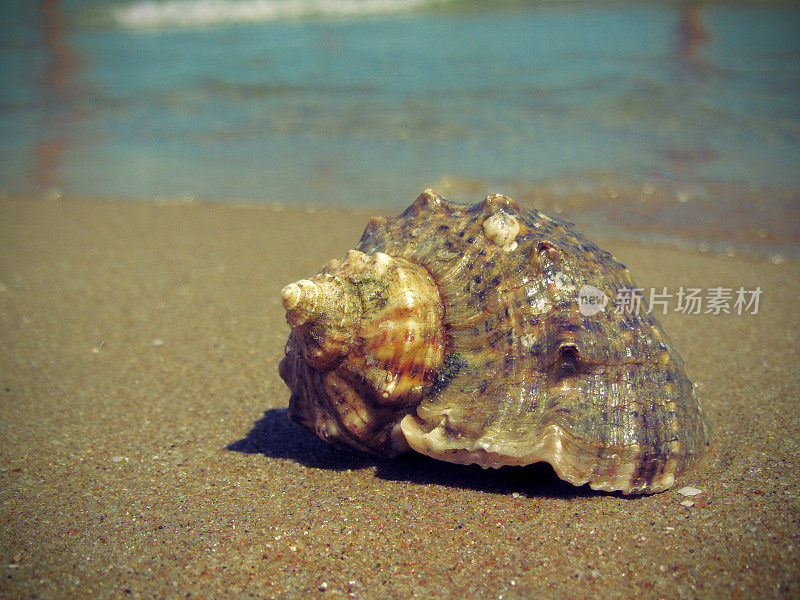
483,211,520,251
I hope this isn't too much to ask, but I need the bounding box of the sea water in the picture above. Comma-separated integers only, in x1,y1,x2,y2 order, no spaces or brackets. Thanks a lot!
0,0,798,256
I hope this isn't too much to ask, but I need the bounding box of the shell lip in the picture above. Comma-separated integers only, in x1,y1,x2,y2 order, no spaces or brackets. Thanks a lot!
399,414,706,495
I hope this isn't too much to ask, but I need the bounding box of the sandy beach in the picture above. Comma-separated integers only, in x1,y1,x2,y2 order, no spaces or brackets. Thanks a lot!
1,194,798,599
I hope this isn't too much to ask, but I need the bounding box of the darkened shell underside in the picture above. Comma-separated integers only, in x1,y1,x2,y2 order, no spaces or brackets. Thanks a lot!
279,190,710,494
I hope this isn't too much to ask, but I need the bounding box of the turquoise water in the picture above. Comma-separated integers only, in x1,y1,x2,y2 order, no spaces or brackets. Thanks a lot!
1,1,798,254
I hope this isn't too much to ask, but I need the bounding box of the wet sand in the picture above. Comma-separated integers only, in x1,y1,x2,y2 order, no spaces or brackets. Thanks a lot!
1,194,798,599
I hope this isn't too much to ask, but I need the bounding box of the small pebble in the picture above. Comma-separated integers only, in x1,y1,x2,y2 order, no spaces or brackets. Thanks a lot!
770,254,786,265
45,187,63,200
680,499,695,507
319,582,328,591
677,486,702,496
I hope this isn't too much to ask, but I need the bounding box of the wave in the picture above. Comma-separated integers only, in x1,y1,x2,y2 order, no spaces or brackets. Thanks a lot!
112,0,455,28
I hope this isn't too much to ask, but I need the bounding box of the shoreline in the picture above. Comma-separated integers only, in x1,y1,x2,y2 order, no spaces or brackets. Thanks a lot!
5,188,795,262
1,194,798,599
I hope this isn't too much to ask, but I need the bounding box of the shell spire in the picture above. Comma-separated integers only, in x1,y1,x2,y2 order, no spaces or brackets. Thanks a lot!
281,279,319,329
279,249,447,456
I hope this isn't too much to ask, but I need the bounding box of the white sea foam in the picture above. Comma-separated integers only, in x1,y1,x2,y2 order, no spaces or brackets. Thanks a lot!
113,0,451,29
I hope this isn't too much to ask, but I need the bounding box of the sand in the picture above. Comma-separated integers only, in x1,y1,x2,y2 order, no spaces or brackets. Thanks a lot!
1,194,798,599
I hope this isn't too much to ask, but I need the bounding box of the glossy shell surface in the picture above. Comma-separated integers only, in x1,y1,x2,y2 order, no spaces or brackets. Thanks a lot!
279,190,710,494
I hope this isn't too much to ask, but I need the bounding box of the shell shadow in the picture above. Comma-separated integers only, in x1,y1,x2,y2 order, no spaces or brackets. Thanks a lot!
374,453,605,499
227,408,623,499
226,408,374,471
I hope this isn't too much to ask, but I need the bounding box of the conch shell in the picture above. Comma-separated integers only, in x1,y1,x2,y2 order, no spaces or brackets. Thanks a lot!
278,190,710,494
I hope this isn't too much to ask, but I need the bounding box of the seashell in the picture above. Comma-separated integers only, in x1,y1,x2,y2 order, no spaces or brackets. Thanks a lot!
278,189,710,494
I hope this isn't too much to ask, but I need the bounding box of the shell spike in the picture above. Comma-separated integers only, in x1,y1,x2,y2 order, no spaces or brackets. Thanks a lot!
402,188,448,217
361,216,390,239
343,249,369,266
481,192,521,213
